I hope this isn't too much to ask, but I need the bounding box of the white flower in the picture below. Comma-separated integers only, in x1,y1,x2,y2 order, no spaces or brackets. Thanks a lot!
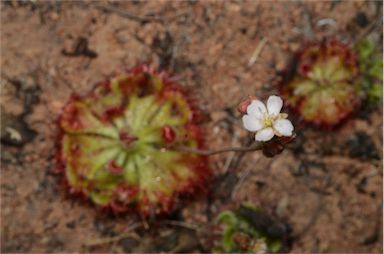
242,95,294,142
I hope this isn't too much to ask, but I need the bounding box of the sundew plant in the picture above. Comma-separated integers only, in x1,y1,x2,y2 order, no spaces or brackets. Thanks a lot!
213,203,285,253
279,38,383,128
57,65,210,215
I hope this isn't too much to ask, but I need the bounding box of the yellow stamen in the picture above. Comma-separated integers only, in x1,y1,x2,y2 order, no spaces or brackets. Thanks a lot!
263,113,288,127
262,114,274,127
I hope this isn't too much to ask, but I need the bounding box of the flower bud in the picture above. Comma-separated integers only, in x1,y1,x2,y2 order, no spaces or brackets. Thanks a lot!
237,95,256,114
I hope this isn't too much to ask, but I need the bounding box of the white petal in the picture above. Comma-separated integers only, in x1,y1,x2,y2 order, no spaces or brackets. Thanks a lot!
247,100,267,119
267,95,283,116
255,127,274,142
242,115,263,132
273,119,294,136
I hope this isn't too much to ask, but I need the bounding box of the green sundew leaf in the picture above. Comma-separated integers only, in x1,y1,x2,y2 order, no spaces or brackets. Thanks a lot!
368,58,383,80
145,149,194,194
151,98,190,127
91,149,126,183
91,147,123,176
307,65,323,82
92,168,121,188
135,96,160,128
267,239,282,253
123,155,139,185
62,136,79,186
211,246,225,254
65,167,81,189
356,39,375,60
144,101,165,127
113,117,126,130
110,77,121,91
222,227,236,252
123,96,141,132
237,218,255,235
90,172,122,203
63,135,121,183
292,79,317,97
114,151,127,167
327,60,351,82
169,163,194,186
85,79,126,120
137,128,162,144
150,75,165,92
136,154,173,201
160,152,194,178
166,94,192,124
246,226,261,239
146,161,176,195
357,77,371,92
60,101,119,138
236,204,264,237
88,147,122,178
317,89,341,124
130,96,155,132
321,58,337,81
240,202,259,212
217,211,238,226
149,102,175,126
123,96,135,125
300,95,320,121
368,83,383,102
90,190,113,205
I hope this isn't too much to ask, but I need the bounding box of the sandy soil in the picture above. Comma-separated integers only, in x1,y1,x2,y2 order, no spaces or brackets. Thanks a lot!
1,1,382,253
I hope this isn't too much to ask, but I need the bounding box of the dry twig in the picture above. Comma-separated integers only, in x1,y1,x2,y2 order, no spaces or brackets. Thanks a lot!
248,37,268,66
92,3,164,23
84,222,142,247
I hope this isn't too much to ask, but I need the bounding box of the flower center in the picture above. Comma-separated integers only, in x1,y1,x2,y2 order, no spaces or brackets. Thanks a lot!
262,114,275,127
119,131,138,148
262,113,288,128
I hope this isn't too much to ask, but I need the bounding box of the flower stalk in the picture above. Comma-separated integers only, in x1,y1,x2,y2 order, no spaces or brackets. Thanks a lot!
174,142,263,156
